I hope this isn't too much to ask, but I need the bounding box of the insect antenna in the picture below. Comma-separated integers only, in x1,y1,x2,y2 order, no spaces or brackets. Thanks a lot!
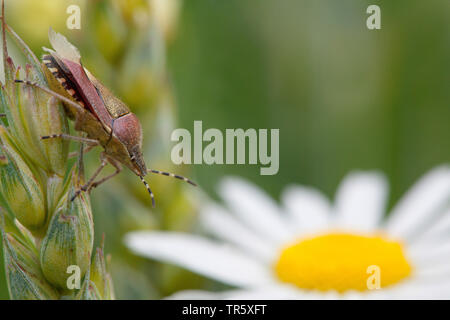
139,175,155,208
148,169,197,186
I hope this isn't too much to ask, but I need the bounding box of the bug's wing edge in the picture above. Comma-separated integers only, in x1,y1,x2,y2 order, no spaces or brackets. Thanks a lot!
47,27,80,63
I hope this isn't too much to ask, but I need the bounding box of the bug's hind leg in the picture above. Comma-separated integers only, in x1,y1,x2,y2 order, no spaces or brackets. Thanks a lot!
70,152,122,201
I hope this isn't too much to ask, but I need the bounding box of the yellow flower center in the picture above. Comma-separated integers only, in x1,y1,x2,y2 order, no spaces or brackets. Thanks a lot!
275,233,412,292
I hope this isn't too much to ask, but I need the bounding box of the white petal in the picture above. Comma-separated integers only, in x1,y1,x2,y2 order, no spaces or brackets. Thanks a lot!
224,285,325,300
124,231,273,287
166,286,311,300
411,283,450,299
167,286,343,301
342,290,386,300
414,262,450,279
408,240,450,269
219,177,293,243
281,185,332,233
165,290,237,300
224,287,303,300
334,171,388,231
386,279,450,299
410,208,450,244
199,203,277,263
226,286,344,300
386,165,450,240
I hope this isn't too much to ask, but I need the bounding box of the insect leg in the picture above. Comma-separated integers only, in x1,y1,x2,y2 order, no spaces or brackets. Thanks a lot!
0,113,5,117
41,133,99,146
68,144,95,159
70,152,109,201
87,156,122,192
147,169,197,186
70,153,123,201
14,80,99,149
14,80,86,114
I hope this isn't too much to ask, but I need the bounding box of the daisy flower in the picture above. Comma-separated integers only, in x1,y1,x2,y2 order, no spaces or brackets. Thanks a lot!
125,166,450,299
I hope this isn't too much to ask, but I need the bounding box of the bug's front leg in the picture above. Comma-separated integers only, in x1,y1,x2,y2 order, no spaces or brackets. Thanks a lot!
88,155,122,192
41,133,99,146
71,152,108,201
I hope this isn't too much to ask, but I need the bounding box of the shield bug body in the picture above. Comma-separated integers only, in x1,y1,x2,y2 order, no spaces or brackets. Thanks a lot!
16,29,195,206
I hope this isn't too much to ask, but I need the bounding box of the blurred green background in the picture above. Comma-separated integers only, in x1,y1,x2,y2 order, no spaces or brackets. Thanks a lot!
0,0,449,299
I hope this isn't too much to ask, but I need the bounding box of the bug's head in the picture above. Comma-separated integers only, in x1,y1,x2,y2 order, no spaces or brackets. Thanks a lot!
113,113,147,177
129,144,147,177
